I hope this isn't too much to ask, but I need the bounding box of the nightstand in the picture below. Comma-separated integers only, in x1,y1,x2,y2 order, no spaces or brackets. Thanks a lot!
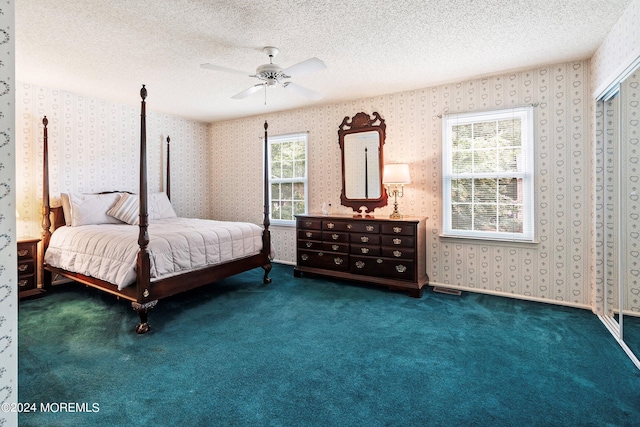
18,237,45,300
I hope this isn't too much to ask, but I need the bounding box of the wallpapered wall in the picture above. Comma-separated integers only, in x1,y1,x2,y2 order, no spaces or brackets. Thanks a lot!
0,2,15,424
591,0,639,97
210,60,593,308
16,84,212,238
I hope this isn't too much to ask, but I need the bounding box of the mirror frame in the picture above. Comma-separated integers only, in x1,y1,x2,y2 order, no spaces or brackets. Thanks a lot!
338,111,388,214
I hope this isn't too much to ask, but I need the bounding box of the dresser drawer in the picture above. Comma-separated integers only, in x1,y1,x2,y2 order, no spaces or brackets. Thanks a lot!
298,229,322,240
350,233,381,245
381,223,415,236
381,235,415,248
322,220,350,232
297,218,322,230
382,247,415,259
350,244,381,256
350,256,415,281
323,231,349,243
346,222,380,233
299,240,323,250
322,242,349,253
298,250,349,272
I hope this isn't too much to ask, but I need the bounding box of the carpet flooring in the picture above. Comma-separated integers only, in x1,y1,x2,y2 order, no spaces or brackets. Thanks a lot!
18,263,640,426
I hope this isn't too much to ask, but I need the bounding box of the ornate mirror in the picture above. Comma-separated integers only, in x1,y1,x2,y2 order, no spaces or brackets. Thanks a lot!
338,112,388,215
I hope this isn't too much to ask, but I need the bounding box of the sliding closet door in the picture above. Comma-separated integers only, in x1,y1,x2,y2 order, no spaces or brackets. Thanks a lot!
597,91,621,332
620,68,640,357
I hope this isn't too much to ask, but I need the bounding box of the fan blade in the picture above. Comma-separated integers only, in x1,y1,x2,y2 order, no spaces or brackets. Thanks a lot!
282,57,326,77
232,84,264,99
283,82,323,100
200,63,251,75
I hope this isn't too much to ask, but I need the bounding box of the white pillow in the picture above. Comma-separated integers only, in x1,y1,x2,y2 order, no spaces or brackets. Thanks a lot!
68,192,124,226
149,192,177,219
106,192,177,225
106,193,140,225
60,193,72,225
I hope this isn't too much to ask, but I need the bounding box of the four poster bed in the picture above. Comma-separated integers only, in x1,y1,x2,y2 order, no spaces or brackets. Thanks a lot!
40,85,272,334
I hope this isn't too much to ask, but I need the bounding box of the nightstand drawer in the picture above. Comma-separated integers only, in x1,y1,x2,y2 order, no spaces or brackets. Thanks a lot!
18,275,36,291
18,261,35,275
18,245,36,259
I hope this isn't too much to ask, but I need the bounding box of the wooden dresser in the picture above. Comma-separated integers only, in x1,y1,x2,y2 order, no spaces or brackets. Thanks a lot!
294,214,429,297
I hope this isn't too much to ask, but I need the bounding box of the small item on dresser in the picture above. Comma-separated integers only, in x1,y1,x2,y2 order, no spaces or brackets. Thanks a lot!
322,202,329,216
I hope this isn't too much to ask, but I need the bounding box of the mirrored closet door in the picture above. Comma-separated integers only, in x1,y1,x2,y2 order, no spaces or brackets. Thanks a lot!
597,62,640,368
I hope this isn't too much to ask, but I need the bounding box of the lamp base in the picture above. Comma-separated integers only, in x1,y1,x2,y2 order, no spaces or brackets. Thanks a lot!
389,200,402,219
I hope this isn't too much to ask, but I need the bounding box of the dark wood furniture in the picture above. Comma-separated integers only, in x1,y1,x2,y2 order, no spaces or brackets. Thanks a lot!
338,112,388,215
294,214,428,297
41,85,272,334
18,237,44,300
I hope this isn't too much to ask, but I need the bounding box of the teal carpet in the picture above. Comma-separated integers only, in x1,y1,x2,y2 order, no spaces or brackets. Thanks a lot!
18,263,640,426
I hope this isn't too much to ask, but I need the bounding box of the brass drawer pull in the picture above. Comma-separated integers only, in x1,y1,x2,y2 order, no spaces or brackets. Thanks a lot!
393,238,402,245
306,232,313,238
327,222,335,229
331,234,339,240
305,221,312,227
355,261,365,269
361,247,369,254
360,236,369,243
347,224,353,229
393,250,402,257
393,227,403,233
334,258,344,265
366,225,374,232
395,264,407,273
377,259,383,264
18,264,29,272
18,279,29,287
301,254,309,261
18,249,29,257
306,242,313,248
332,245,339,250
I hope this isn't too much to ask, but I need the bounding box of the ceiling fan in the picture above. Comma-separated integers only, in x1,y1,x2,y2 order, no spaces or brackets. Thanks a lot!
200,46,326,101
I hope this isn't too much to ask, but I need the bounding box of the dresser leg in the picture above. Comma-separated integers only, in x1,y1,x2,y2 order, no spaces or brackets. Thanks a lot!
408,288,422,298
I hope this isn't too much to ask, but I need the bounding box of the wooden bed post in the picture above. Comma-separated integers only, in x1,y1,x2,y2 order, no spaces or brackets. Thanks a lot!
41,116,53,288
262,120,272,284
132,85,157,334
166,136,171,200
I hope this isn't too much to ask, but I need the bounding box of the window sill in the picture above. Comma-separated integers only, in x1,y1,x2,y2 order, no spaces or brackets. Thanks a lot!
439,234,539,247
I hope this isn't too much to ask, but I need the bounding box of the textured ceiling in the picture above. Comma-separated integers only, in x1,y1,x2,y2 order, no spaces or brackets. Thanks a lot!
16,0,632,123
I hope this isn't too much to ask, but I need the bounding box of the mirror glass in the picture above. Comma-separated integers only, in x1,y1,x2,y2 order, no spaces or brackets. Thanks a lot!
620,66,640,359
597,60,640,366
343,131,382,199
338,112,388,214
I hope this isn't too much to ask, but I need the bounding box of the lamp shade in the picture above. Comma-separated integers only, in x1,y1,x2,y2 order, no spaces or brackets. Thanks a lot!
383,163,411,184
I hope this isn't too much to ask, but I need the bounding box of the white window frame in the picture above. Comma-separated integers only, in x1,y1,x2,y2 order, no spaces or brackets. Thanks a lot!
267,132,308,226
442,107,535,241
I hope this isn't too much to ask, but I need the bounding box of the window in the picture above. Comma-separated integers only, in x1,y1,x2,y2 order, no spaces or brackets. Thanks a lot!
442,107,534,241
268,132,308,225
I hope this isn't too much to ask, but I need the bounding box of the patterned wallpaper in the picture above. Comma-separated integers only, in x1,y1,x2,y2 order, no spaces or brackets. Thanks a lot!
210,60,593,308
621,70,640,315
591,0,640,97
0,3,16,425
16,84,212,238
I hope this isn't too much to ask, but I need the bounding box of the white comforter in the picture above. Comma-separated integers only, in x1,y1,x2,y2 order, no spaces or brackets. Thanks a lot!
44,217,265,290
